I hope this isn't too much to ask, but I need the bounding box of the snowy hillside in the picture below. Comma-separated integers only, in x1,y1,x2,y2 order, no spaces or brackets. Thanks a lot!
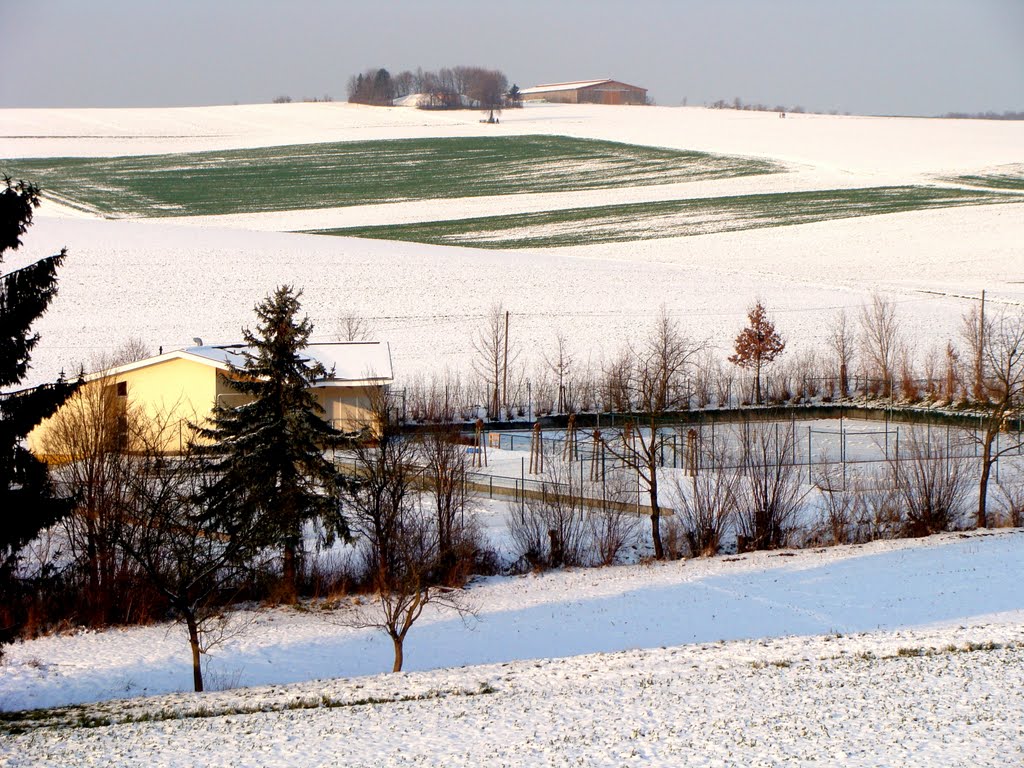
2,101,1024,766
2,529,1022,765
2,102,1021,386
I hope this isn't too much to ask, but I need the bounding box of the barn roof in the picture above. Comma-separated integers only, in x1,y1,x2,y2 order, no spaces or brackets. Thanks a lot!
520,79,648,95
90,342,394,388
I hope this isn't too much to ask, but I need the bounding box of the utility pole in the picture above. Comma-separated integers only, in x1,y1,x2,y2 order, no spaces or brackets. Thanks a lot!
976,289,986,401
502,310,510,418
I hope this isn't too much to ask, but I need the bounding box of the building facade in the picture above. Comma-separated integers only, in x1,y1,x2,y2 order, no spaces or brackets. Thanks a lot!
28,342,394,460
520,79,648,105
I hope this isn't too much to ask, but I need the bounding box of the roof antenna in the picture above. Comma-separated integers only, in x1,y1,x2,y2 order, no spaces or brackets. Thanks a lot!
193,337,203,346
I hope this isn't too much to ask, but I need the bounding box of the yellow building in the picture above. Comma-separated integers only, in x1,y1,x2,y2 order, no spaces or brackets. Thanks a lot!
29,342,394,460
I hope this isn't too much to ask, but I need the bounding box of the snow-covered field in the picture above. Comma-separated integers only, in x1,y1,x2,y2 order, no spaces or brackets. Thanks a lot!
10,200,1022,388
2,529,1023,765
3,102,1022,386
3,102,1024,764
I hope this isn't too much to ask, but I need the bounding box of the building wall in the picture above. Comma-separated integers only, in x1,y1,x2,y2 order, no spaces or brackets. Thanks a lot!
28,357,217,459
316,384,383,434
522,90,578,104
522,82,646,105
578,82,647,105
29,357,388,461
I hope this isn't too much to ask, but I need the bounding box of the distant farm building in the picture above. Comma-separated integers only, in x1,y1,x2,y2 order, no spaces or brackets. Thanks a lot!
520,79,648,106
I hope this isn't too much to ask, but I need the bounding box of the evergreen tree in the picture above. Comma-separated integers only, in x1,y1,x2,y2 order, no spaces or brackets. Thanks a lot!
507,83,522,108
197,285,346,601
0,177,79,652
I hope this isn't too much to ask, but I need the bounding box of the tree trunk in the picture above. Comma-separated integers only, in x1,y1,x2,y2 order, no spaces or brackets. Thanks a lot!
281,541,298,603
391,633,404,673
649,479,664,560
185,612,204,692
978,428,995,529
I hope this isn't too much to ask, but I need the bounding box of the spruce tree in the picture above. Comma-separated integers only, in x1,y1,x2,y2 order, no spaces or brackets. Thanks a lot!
0,178,79,651
198,285,346,601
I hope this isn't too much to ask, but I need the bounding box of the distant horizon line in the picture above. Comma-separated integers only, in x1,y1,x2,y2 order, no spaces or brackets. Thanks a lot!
2,99,1023,122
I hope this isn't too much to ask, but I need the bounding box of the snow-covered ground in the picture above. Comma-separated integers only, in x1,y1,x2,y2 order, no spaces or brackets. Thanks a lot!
5,102,1023,178
3,102,1024,764
3,529,1022,706
9,200,1022,388
2,529,1023,765
3,102,1021,386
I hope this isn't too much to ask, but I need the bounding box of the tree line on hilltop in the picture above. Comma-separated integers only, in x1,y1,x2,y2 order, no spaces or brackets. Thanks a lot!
347,65,520,110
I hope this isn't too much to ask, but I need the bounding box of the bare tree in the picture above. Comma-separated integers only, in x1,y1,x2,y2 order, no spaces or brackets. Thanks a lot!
333,390,478,672
340,390,417,585
543,331,575,414
586,470,640,566
812,463,858,545
40,366,140,625
967,311,1024,528
392,70,416,98
473,303,517,419
602,346,635,413
671,438,739,556
116,443,261,692
418,427,478,583
860,293,902,398
111,337,150,365
855,478,903,542
734,421,804,551
961,300,991,402
944,341,962,403
343,498,475,672
337,313,372,342
892,425,970,536
993,481,1024,527
827,309,856,398
729,301,786,404
598,309,702,559
508,458,589,569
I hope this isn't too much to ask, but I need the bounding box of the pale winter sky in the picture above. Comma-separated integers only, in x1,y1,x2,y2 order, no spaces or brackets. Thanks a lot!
2,0,1022,116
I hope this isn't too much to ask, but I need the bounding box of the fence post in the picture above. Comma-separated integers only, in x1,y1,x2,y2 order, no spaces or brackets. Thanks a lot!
895,427,900,485
807,425,812,483
791,419,797,465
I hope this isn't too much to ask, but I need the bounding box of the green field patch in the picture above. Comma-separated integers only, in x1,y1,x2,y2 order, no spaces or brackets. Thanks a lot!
306,186,1017,249
948,165,1024,192
0,136,779,218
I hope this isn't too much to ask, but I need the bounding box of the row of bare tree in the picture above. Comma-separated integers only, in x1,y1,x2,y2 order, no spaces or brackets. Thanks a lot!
392,296,1023,548
398,297,1020,421
511,414,1022,573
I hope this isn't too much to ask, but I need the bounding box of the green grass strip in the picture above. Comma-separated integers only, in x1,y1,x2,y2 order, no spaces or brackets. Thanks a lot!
308,186,1017,248
947,172,1024,192
0,136,779,218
